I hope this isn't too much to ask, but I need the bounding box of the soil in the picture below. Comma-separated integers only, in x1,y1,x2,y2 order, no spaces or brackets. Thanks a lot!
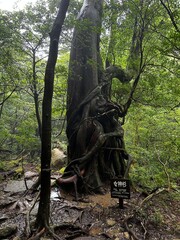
0,164,179,240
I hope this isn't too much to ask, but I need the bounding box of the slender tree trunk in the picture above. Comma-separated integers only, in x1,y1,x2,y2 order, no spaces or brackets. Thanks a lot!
32,49,42,139
35,0,70,230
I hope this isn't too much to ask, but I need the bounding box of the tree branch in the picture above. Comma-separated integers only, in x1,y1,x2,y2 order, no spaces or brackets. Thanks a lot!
160,0,179,32
122,72,141,115
105,65,132,83
0,87,16,106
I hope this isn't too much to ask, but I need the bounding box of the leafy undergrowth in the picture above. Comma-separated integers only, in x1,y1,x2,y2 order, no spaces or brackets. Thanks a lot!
0,166,179,240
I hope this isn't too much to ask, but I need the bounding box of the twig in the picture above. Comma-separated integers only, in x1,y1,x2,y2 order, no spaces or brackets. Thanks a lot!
124,219,139,240
21,151,28,190
15,149,26,160
155,147,171,191
26,191,40,237
138,188,166,209
160,0,179,32
141,220,147,240
124,154,133,178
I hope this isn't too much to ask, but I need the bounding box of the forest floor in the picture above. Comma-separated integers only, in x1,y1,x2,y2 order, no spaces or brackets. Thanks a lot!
0,161,179,240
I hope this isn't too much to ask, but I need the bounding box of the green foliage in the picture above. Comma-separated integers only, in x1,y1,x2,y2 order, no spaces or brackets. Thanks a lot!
149,210,164,226
52,53,69,142
0,0,68,155
124,105,179,191
0,0,179,193
0,92,41,152
101,0,180,192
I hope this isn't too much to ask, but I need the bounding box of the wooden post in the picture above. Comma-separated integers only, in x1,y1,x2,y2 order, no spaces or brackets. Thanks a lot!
119,198,124,209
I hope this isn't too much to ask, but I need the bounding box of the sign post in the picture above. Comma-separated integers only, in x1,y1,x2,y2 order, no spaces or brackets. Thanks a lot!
111,178,130,209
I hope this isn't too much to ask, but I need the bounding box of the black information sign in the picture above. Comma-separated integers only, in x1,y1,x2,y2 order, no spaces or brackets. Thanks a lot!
111,178,130,199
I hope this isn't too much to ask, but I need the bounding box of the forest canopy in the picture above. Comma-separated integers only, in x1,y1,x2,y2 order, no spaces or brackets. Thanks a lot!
0,0,179,192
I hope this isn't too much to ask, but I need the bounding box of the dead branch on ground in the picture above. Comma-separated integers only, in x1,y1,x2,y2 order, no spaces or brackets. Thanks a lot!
124,187,167,240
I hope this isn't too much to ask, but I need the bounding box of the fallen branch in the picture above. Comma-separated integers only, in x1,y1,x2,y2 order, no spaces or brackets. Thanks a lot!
124,187,167,239
124,220,139,240
141,220,148,240
138,187,167,209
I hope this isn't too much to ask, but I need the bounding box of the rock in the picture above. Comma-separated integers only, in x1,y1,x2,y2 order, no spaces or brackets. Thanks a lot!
106,218,116,226
24,171,38,179
13,237,21,240
51,148,66,169
106,228,120,238
124,232,130,239
175,224,180,232
50,190,60,201
0,214,9,222
4,180,34,193
30,202,39,216
0,224,17,238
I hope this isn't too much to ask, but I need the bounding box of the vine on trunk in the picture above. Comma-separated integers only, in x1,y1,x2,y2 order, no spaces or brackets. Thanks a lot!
57,0,142,194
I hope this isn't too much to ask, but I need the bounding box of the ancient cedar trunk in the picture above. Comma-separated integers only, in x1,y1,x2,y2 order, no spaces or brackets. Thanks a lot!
64,0,130,193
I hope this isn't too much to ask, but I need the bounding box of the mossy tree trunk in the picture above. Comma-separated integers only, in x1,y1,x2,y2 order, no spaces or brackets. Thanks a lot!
65,0,134,193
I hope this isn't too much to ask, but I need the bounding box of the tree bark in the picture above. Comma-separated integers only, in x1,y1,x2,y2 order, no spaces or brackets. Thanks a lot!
35,0,69,230
67,0,103,119
62,0,130,194
32,49,42,139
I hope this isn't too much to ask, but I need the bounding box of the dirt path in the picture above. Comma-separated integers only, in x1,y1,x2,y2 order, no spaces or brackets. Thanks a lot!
0,172,179,240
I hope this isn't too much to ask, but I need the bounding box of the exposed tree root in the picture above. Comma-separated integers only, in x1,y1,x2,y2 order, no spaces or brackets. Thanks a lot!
54,223,88,240
61,126,132,193
66,131,123,171
65,71,132,190
56,169,85,201
27,228,45,240
45,224,62,240
27,224,62,240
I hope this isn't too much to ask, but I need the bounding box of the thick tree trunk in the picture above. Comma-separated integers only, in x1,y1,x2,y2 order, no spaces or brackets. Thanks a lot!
67,0,103,117
63,0,129,194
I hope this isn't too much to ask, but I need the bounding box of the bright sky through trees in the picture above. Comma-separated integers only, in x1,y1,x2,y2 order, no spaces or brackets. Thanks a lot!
0,0,37,11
